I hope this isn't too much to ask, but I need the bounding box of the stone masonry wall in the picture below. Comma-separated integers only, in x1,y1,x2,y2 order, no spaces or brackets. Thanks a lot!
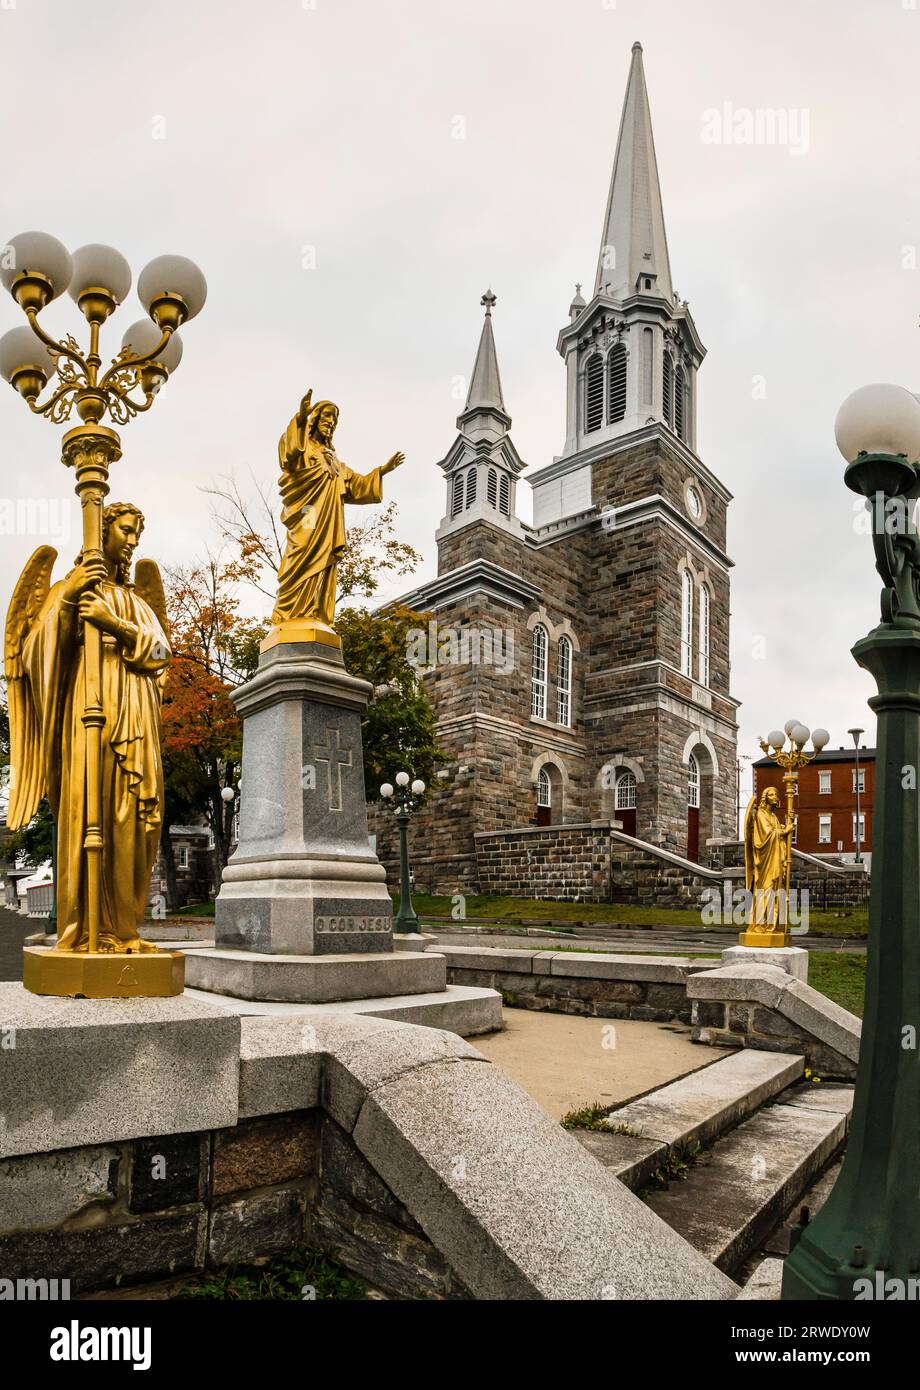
0,1109,468,1300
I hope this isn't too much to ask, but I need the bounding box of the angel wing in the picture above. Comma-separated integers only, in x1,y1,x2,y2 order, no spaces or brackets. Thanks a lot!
743,794,758,893
134,558,169,639
4,545,56,830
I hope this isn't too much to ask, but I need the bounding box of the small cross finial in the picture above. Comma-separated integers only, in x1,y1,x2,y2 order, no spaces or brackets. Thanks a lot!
481,288,497,315
575,282,582,295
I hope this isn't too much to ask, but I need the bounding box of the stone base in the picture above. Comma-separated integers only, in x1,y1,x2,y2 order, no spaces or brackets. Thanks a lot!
738,929,791,949
215,642,396,957
184,948,447,1004
185,982,504,1037
721,944,809,982
22,946,185,999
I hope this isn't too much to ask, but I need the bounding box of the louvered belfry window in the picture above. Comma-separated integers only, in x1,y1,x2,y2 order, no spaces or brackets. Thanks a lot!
585,354,604,433
662,352,674,428
608,344,627,423
499,474,510,516
487,468,498,508
465,467,477,508
451,471,463,517
674,367,685,440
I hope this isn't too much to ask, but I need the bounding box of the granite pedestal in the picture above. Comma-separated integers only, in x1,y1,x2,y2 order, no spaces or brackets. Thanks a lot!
185,642,501,1031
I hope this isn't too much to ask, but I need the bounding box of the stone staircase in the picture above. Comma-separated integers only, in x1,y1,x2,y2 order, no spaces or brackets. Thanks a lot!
573,1049,853,1279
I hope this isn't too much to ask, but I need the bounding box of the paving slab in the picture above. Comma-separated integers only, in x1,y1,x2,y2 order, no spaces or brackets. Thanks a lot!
472,1009,733,1119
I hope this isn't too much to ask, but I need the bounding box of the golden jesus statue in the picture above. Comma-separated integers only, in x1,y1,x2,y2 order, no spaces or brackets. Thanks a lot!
264,390,403,651
5,503,171,955
743,785,794,937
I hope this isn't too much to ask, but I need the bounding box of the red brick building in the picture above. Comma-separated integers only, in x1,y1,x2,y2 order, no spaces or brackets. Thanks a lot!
752,747,874,864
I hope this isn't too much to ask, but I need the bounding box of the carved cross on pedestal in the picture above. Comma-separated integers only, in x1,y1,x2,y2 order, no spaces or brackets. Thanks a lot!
313,727,353,812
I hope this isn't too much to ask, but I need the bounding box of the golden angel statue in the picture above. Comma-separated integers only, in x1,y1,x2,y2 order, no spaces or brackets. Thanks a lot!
266,390,404,650
743,786,794,933
5,502,171,955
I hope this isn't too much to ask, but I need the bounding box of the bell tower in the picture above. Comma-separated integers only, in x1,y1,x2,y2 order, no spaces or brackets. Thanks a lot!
548,40,705,514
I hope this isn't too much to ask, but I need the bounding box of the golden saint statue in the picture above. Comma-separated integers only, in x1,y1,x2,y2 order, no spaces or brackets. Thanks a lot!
742,786,794,945
5,503,176,977
264,390,404,651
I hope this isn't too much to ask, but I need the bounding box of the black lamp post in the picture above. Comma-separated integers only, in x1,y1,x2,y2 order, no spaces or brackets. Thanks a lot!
782,382,920,1300
380,771,426,931
848,727,865,862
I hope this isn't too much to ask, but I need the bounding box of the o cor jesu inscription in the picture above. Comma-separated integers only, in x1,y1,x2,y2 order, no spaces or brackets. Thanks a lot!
315,916,390,933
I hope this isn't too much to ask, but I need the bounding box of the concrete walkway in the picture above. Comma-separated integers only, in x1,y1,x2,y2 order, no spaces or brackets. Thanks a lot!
472,1007,733,1120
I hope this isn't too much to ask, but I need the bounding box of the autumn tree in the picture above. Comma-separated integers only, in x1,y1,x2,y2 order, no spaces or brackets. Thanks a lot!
160,553,268,903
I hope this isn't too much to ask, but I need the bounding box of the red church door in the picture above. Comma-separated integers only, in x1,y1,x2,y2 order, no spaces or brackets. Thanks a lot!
687,806,699,862
618,808,636,837
687,753,701,862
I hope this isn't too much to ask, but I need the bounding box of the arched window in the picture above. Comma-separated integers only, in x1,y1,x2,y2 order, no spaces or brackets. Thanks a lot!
674,367,685,440
680,568,693,676
615,771,637,810
662,351,674,429
698,585,710,687
451,472,463,517
556,636,572,726
465,467,477,509
585,354,604,433
607,344,627,423
641,327,654,405
487,468,497,509
499,473,510,516
688,753,700,808
531,624,548,719
537,767,551,808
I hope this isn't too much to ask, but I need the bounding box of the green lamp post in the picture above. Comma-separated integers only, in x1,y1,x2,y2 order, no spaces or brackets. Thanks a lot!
783,382,920,1300
380,771,426,932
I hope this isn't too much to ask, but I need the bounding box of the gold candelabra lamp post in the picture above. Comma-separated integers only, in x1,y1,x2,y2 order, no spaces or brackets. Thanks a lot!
0,231,206,993
741,719,829,947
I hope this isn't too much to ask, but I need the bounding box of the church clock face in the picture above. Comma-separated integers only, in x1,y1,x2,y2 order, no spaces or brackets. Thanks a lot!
685,484,703,522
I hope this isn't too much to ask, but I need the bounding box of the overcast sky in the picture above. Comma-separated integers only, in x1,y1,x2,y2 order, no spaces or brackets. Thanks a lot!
1,0,918,804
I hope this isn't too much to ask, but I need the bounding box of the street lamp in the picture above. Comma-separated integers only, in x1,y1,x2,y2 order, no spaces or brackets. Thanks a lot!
380,772,426,932
782,382,920,1301
0,230,205,958
848,727,865,862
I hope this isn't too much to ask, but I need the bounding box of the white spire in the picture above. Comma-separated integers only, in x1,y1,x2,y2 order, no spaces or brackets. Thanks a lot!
464,289,506,413
594,42,673,301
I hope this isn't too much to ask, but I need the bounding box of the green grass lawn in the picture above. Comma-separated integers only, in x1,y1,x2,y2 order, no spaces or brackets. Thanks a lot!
163,891,867,937
806,952,867,1017
406,892,867,937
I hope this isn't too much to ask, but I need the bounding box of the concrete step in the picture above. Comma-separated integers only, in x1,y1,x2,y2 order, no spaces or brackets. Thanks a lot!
185,983,502,1037
644,1082,854,1273
606,1049,805,1153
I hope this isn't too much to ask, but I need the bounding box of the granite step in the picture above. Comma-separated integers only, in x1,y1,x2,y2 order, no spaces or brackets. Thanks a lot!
643,1082,854,1273
184,983,502,1038
605,1048,805,1154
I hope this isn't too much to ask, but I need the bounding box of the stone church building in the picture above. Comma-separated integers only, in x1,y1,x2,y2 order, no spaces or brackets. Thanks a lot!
373,43,739,900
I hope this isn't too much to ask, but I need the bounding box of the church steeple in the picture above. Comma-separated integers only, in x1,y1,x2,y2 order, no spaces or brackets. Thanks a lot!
595,41,673,302
464,288,506,414
549,43,706,477
435,291,525,542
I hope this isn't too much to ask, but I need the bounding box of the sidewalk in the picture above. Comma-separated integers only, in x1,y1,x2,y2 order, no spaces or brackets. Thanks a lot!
473,1007,732,1120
